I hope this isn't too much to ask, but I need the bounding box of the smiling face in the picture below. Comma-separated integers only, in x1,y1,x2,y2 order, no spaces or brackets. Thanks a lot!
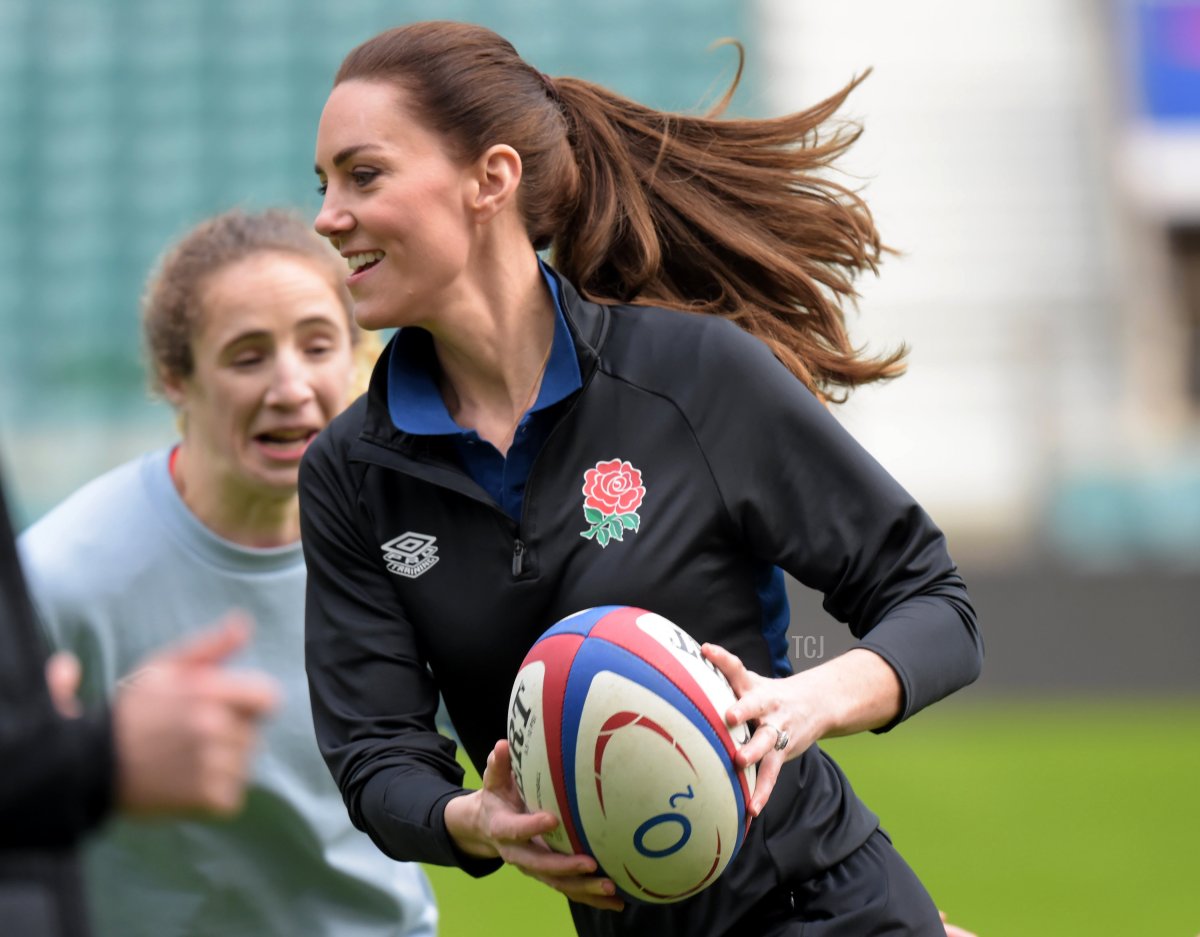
164,252,355,503
313,80,478,332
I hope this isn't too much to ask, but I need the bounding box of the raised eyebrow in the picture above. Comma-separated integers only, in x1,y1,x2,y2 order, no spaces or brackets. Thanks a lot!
314,144,383,176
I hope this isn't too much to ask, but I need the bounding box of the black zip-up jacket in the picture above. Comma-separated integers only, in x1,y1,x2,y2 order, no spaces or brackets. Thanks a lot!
2,464,111,937
300,273,983,937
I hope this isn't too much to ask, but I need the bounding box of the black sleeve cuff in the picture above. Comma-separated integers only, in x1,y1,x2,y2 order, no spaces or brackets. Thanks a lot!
72,705,116,831
856,593,983,732
358,770,503,876
0,706,115,848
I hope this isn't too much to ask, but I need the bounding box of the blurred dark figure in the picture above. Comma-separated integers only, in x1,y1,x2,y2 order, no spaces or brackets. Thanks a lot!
0,461,278,937
0,464,99,936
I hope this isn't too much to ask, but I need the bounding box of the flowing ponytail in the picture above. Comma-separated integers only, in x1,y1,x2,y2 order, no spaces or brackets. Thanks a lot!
334,22,904,400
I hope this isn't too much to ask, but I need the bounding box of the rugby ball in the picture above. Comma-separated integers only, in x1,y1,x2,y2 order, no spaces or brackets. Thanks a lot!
506,606,755,903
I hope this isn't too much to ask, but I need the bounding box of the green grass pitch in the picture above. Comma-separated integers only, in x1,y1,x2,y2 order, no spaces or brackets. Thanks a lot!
423,698,1200,936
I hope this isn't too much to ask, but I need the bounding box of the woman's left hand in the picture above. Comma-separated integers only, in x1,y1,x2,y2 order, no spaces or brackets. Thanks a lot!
701,642,903,817
702,642,820,816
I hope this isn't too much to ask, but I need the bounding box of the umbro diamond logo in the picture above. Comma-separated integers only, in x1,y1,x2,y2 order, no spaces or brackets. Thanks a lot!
381,532,439,579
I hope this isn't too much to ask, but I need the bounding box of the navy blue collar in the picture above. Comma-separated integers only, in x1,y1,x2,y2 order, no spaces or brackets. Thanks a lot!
386,261,583,436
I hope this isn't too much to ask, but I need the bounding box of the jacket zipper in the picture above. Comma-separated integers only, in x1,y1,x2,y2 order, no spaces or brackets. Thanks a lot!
506,371,597,580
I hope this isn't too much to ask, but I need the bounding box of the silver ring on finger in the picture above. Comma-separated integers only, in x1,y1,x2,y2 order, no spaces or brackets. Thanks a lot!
761,722,789,752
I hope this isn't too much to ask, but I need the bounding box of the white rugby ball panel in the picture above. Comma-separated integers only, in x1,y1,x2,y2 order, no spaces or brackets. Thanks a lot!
628,610,758,798
588,609,755,809
558,626,751,851
507,658,575,856
574,672,742,901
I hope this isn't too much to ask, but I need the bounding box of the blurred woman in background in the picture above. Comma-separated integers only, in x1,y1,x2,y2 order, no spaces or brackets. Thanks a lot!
19,208,437,937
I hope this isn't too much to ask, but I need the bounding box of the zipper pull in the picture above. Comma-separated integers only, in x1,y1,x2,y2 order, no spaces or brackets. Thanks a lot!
512,538,526,577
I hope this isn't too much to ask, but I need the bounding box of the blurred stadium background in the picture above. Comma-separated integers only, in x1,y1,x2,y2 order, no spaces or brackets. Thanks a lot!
2,0,1197,934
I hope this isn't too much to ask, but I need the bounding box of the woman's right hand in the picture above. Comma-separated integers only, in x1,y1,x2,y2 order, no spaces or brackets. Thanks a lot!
444,739,625,911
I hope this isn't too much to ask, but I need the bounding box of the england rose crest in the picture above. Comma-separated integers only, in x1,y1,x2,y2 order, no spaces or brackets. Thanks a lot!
580,458,646,548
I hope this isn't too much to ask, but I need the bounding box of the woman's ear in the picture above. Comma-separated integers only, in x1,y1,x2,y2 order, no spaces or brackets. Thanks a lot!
159,370,187,409
471,144,522,225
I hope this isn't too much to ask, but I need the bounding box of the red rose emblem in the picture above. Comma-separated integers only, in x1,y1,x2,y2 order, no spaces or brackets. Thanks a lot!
582,459,645,516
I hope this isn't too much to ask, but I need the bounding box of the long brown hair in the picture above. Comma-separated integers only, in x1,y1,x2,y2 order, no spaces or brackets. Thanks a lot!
334,21,904,400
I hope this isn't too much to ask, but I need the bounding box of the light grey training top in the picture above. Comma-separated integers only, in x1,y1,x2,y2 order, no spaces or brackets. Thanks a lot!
18,448,438,937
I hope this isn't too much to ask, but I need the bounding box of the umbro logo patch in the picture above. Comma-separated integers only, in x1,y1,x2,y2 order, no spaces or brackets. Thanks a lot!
381,531,439,579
